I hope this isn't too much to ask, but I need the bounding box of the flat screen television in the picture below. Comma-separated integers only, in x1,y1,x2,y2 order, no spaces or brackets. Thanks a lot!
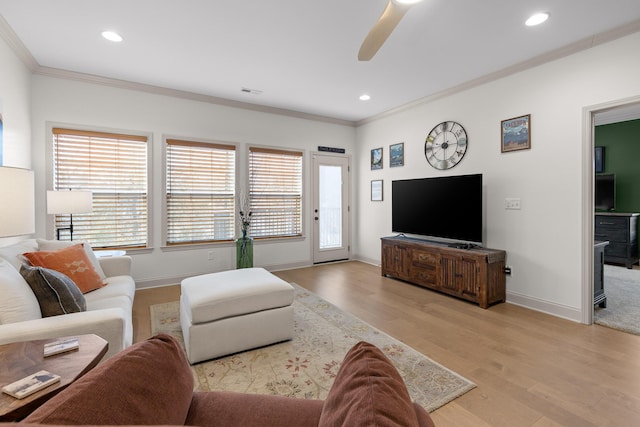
392,174,483,245
595,174,615,211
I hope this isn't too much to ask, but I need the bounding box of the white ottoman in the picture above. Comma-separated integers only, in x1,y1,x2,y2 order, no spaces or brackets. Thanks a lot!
180,267,294,364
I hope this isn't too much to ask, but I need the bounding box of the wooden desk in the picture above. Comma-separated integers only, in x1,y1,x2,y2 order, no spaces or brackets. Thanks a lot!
0,334,108,421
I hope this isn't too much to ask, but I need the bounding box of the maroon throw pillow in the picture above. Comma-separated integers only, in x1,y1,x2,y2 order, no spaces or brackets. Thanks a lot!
318,341,421,427
24,334,193,425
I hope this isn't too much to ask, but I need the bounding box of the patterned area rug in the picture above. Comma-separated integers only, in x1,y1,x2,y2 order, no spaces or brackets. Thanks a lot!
150,283,475,412
594,265,640,335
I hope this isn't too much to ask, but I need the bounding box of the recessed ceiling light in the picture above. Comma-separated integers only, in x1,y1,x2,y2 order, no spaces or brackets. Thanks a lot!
525,12,549,27
395,0,424,4
359,94,371,101
101,31,123,42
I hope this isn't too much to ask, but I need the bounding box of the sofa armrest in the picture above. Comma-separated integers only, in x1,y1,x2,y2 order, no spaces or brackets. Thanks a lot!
0,308,127,360
98,256,132,278
186,392,324,427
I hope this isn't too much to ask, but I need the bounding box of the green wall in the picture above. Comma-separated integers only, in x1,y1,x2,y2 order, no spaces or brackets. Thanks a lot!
595,119,640,213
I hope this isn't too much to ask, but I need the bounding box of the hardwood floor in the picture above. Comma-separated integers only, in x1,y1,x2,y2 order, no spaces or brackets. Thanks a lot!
132,261,640,426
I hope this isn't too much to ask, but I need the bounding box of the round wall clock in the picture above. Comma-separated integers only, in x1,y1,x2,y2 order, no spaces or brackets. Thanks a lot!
424,121,468,170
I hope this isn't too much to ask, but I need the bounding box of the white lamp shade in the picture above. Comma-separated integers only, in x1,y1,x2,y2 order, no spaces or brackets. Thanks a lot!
0,166,35,237
47,190,93,214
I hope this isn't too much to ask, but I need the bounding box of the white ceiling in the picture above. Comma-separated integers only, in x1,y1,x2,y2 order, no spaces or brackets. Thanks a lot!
1,0,640,124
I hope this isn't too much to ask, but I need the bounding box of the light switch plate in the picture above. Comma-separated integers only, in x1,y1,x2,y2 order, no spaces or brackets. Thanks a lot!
505,198,521,210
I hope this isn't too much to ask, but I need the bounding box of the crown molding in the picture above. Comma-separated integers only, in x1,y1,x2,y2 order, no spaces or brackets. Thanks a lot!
32,66,356,127
34,67,356,127
357,19,640,127
0,14,355,128
0,14,38,70
2,12,638,128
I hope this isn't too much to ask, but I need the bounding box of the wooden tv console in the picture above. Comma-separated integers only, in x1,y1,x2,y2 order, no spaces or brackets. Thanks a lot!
381,236,506,308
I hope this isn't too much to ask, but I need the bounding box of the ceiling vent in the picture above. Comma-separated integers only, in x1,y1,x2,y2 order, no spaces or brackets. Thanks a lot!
241,87,263,95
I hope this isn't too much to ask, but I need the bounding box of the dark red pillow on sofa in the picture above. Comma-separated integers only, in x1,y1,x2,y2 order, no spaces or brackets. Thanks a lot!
318,341,422,427
24,334,193,425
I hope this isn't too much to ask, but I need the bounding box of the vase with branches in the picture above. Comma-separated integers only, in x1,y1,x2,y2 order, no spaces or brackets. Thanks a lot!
236,192,253,268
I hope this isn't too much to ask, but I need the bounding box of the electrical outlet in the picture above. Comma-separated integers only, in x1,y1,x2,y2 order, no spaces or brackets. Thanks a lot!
505,198,521,210
207,251,214,261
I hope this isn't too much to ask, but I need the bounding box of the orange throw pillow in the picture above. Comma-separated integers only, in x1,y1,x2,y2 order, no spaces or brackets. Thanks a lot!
23,243,105,293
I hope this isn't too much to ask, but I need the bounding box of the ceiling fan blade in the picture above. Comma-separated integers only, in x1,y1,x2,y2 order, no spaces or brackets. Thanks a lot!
358,0,410,61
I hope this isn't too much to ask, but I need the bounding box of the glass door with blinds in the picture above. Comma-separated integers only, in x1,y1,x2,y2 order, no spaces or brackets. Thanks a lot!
312,153,350,263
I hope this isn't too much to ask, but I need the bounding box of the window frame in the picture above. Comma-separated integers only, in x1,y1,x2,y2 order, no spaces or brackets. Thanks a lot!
248,145,304,241
46,123,153,252
163,136,238,247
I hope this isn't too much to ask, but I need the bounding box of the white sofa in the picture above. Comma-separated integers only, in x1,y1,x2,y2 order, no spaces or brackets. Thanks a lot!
0,239,135,359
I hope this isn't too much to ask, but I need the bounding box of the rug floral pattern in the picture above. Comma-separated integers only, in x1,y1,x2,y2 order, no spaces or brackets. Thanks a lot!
150,284,475,412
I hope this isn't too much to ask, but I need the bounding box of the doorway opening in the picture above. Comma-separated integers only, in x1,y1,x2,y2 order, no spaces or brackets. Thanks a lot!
582,96,640,325
311,152,351,264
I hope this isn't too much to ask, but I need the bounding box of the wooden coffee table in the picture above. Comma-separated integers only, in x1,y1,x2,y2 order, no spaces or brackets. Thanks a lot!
0,334,108,421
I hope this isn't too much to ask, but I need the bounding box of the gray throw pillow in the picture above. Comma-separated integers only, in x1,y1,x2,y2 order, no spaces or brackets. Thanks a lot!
20,264,87,317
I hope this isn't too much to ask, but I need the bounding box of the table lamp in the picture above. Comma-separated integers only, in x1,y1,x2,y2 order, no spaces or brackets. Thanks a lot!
0,166,35,237
47,189,93,240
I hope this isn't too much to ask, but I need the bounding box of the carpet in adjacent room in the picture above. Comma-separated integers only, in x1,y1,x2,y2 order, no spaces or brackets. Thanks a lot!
594,264,640,335
150,283,475,412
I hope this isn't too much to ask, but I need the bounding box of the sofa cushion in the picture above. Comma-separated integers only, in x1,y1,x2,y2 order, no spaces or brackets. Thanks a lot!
187,391,324,427
0,239,37,270
24,334,194,425
23,243,105,293
37,238,106,280
85,274,136,305
20,264,86,317
0,258,42,324
318,341,421,427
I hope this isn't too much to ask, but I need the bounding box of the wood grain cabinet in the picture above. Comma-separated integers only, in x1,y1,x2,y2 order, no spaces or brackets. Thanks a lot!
594,241,608,308
594,212,639,269
381,236,506,309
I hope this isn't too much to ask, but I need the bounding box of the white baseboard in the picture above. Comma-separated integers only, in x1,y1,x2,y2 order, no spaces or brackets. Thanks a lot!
354,257,583,323
353,255,380,266
134,260,314,289
134,260,585,325
506,291,583,323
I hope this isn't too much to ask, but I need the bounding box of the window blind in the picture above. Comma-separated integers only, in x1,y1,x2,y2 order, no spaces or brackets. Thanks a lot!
166,139,236,245
52,128,148,248
249,147,303,238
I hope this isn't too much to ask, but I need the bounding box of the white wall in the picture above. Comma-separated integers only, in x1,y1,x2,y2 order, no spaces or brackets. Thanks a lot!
0,30,32,248
8,27,640,321
354,32,640,321
0,33,31,169
30,76,356,287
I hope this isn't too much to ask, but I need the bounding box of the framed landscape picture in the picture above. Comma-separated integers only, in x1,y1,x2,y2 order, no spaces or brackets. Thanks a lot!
371,147,383,170
389,142,404,167
501,114,531,153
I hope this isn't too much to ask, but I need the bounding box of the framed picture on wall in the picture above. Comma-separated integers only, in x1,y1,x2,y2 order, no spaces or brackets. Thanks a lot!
371,147,383,170
595,146,605,173
371,179,383,201
389,142,404,167
501,114,531,153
